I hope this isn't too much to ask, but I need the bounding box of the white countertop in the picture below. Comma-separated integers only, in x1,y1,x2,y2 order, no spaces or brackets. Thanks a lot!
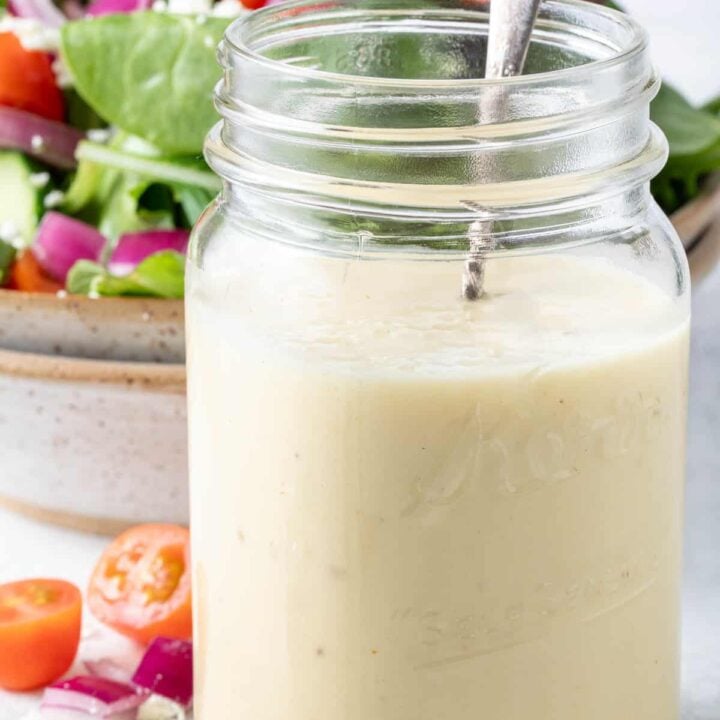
1,1,719,717
0,511,142,720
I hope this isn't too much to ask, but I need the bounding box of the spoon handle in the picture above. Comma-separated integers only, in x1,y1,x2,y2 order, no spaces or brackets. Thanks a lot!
462,0,542,300
486,0,542,79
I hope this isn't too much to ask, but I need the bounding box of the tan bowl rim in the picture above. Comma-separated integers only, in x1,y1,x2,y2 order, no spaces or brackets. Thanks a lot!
0,346,186,394
0,288,184,313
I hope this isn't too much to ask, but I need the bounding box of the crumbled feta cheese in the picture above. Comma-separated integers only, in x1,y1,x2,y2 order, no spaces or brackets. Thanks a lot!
0,17,61,53
167,0,211,14
44,190,66,209
56,289,68,299
0,221,20,244
137,695,186,720
152,0,168,11
87,128,114,144
30,135,45,152
29,172,51,189
51,56,74,89
211,0,248,17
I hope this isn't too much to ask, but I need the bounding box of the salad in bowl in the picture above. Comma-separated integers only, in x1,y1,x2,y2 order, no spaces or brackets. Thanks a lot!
2,0,719,302
0,0,273,299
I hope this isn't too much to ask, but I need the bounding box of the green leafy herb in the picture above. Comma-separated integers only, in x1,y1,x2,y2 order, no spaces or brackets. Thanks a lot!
67,251,185,298
63,135,219,240
0,239,16,287
99,173,176,240
651,84,720,213
66,260,105,295
60,13,229,155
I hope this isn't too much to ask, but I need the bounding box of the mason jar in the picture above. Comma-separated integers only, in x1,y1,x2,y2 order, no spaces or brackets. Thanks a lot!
186,2,690,719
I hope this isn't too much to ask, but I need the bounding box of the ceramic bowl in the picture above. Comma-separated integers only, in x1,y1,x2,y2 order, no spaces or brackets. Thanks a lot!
672,176,720,286
0,290,184,363
0,347,188,534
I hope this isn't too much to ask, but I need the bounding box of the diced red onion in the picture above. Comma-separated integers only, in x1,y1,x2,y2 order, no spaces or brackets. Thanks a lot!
84,657,135,685
42,676,146,719
62,0,86,19
7,0,66,26
33,212,106,283
132,638,193,708
108,230,189,277
86,0,151,15
0,107,83,170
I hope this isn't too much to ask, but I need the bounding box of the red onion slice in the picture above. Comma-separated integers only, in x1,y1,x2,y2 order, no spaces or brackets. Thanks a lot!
108,230,189,277
132,638,193,708
86,0,151,16
0,107,83,170
42,676,146,718
33,212,106,283
7,0,66,26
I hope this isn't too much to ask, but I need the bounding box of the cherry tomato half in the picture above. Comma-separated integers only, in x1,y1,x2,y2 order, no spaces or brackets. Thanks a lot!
240,0,268,8
8,251,64,294
0,33,64,122
88,524,192,645
0,579,82,691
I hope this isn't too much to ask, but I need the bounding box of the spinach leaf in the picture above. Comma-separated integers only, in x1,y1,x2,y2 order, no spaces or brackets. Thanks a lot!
652,84,720,156
60,13,229,155
703,95,720,117
67,251,185,298
651,83,720,213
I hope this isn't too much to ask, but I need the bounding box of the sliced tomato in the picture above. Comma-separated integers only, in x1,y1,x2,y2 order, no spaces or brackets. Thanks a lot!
0,33,64,122
0,579,82,691
8,250,64,293
88,524,192,645
240,0,267,8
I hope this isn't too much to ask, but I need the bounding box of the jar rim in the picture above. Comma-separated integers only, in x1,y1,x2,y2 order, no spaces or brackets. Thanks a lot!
224,0,648,92
211,0,662,222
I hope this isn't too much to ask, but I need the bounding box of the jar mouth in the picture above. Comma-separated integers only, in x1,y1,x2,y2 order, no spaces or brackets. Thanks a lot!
211,0,662,219
224,0,648,93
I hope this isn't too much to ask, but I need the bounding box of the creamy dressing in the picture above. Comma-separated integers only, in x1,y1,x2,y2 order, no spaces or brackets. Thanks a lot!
187,240,688,720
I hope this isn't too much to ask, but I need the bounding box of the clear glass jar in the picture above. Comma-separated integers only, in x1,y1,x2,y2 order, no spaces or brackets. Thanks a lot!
186,2,690,719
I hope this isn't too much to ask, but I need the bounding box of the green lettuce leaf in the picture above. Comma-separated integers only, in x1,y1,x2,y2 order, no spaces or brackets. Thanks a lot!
67,251,186,298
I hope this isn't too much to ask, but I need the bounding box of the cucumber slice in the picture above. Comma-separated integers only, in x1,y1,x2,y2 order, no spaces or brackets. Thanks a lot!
0,151,44,246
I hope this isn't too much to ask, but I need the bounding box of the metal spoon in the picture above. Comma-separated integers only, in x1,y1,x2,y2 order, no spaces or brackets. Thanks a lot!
463,0,542,300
